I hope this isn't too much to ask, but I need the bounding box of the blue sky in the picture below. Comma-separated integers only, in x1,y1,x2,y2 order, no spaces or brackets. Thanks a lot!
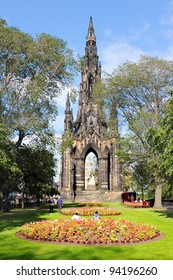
2,0,173,60
1,0,173,131
2,0,173,180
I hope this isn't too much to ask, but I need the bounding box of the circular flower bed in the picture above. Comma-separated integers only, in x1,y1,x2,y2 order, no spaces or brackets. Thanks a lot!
61,207,121,216
19,218,161,245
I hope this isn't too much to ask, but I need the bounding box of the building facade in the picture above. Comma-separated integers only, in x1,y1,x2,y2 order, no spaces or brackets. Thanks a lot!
60,17,122,201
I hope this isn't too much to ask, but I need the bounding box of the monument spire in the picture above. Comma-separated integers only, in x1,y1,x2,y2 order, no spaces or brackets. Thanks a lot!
85,16,98,69
65,93,71,113
60,17,122,197
64,93,73,131
86,16,96,43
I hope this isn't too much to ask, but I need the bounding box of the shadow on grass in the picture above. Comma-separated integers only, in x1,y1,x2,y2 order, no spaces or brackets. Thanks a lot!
62,202,81,209
0,202,80,232
62,202,105,209
0,237,131,260
0,209,48,232
154,209,173,219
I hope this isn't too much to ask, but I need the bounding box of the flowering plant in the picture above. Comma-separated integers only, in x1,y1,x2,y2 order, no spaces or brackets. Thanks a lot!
20,218,161,245
61,207,121,216
78,202,104,207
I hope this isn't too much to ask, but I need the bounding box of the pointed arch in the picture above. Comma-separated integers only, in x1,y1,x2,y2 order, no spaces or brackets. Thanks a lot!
80,143,102,160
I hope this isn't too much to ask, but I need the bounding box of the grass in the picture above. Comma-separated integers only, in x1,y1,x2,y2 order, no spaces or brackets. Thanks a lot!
0,202,173,260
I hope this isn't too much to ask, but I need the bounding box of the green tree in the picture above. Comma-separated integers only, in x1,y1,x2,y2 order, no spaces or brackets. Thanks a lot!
161,91,173,184
0,19,77,210
17,146,56,208
0,123,22,211
58,130,74,154
0,19,77,147
133,160,155,200
94,56,173,208
146,91,173,200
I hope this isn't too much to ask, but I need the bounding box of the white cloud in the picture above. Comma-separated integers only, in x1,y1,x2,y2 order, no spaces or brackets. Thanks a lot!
52,85,78,133
52,114,65,134
55,86,71,109
101,39,147,73
100,23,173,75
153,45,173,61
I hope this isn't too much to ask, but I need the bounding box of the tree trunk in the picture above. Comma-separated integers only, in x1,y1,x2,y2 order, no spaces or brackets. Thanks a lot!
153,182,163,209
21,191,25,209
141,187,144,201
16,129,25,148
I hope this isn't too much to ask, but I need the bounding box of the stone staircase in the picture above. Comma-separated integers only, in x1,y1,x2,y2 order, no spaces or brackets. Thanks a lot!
62,189,122,203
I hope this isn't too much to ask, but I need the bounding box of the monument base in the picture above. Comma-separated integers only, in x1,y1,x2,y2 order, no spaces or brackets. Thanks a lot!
60,189,122,203
86,184,96,191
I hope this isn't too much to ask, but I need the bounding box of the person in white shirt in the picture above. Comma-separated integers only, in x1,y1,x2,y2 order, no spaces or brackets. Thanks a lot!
72,212,82,220
93,211,100,220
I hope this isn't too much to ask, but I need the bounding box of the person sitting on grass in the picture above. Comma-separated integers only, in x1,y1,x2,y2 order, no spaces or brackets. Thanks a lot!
93,211,100,220
72,212,82,221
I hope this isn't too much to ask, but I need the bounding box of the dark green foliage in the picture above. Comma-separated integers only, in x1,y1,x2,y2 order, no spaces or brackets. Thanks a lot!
146,91,173,198
17,146,56,204
0,19,77,210
0,123,22,211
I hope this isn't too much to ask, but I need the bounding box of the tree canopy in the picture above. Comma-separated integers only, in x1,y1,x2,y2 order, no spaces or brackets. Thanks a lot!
94,55,173,207
0,19,77,211
0,18,77,147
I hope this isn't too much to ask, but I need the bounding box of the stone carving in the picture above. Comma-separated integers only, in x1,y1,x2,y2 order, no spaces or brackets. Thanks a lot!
60,17,122,199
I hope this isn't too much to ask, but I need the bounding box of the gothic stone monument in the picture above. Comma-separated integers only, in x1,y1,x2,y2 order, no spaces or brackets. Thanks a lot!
59,17,122,202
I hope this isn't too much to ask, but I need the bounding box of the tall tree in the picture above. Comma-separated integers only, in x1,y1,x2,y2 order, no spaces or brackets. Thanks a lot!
161,92,173,192
0,123,22,211
0,19,77,147
17,146,56,208
0,19,77,210
94,56,173,208
146,91,173,199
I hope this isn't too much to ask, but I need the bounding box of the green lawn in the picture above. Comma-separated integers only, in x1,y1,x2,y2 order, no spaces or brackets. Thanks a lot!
0,202,173,260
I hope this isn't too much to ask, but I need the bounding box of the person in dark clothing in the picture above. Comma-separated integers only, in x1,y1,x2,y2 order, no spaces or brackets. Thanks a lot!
48,197,54,213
